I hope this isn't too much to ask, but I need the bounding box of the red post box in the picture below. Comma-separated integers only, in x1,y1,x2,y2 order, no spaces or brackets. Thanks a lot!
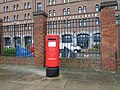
46,34,59,77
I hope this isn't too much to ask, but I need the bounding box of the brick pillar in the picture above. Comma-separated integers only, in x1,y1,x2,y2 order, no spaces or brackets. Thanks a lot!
0,19,3,55
33,11,47,66
101,8,117,70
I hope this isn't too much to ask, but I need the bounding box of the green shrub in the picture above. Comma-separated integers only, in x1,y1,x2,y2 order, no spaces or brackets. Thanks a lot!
89,44,101,51
3,47,16,56
25,44,31,50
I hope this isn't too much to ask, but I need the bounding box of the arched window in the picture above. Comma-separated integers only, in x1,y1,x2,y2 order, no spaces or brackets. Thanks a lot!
63,0,66,3
6,6,8,12
4,7,6,12
14,15,16,21
16,4,19,10
83,19,86,26
62,34,72,43
53,0,56,4
96,18,99,25
79,19,82,26
24,14,27,19
4,17,6,22
13,5,16,11
49,10,52,17
7,16,8,21
83,6,87,13
24,3,27,9
67,8,70,15
63,8,66,15
28,13,30,19
95,4,99,12
3,0,7,2
49,0,52,5
53,10,56,16
78,7,82,13
37,3,42,11
28,2,31,8
17,15,19,20
68,0,70,3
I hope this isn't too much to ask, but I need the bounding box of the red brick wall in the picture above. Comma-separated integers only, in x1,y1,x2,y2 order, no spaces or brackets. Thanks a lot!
0,19,2,55
0,56,34,65
33,11,47,66
101,8,117,71
117,26,120,59
60,58,101,69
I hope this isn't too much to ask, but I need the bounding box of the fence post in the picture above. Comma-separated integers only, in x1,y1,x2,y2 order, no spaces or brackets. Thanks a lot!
100,6,117,70
33,11,48,66
0,19,3,55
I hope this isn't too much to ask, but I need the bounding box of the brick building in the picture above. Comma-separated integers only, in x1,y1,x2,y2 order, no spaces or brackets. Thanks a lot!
0,0,119,26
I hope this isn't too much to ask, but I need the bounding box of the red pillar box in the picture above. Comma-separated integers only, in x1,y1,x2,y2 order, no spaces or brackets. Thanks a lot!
46,34,60,77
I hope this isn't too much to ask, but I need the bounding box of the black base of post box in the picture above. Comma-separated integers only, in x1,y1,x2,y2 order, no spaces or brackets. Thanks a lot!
46,67,59,77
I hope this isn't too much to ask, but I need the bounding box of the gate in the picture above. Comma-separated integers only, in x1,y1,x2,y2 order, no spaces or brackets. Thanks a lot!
47,18,101,58
2,23,34,57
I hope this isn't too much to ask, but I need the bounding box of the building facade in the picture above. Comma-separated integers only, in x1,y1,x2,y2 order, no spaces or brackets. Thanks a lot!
0,0,119,25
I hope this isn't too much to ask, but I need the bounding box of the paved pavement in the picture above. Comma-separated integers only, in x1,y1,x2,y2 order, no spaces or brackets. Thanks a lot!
0,64,120,90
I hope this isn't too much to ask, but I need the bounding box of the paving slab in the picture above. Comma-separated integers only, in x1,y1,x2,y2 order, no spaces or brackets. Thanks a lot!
44,86,68,90
0,64,120,90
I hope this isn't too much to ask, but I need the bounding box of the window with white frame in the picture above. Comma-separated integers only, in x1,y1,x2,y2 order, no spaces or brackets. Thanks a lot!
49,0,52,5
78,7,82,13
53,0,56,4
53,21,56,28
67,8,70,15
67,20,70,27
4,17,6,22
4,7,6,12
83,19,86,26
63,20,67,28
16,4,19,10
63,0,66,3
95,4,99,12
96,18,99,25
14,15,16,21
24,3,27,9
7,16,9,21
13,5,16,11
63,8,66,15
28,13,30,19
83,6,87,13
28,2,31,8
37,3,42,11
49,22,52,29
79,19,82,26
53,10,56,16
3,0,7,2
6,6,8,12
68,0,70,3
49,10,52,17
17,15,19,20
24,14,27,19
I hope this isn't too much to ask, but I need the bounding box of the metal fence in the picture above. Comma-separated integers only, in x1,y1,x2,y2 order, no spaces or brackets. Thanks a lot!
2,23,34,57
47,18,101,58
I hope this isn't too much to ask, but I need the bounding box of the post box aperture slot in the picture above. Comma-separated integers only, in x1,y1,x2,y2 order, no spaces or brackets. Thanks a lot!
48,38,56,40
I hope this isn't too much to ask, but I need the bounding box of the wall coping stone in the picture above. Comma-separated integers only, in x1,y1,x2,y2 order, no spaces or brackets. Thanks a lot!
33,11,48,17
